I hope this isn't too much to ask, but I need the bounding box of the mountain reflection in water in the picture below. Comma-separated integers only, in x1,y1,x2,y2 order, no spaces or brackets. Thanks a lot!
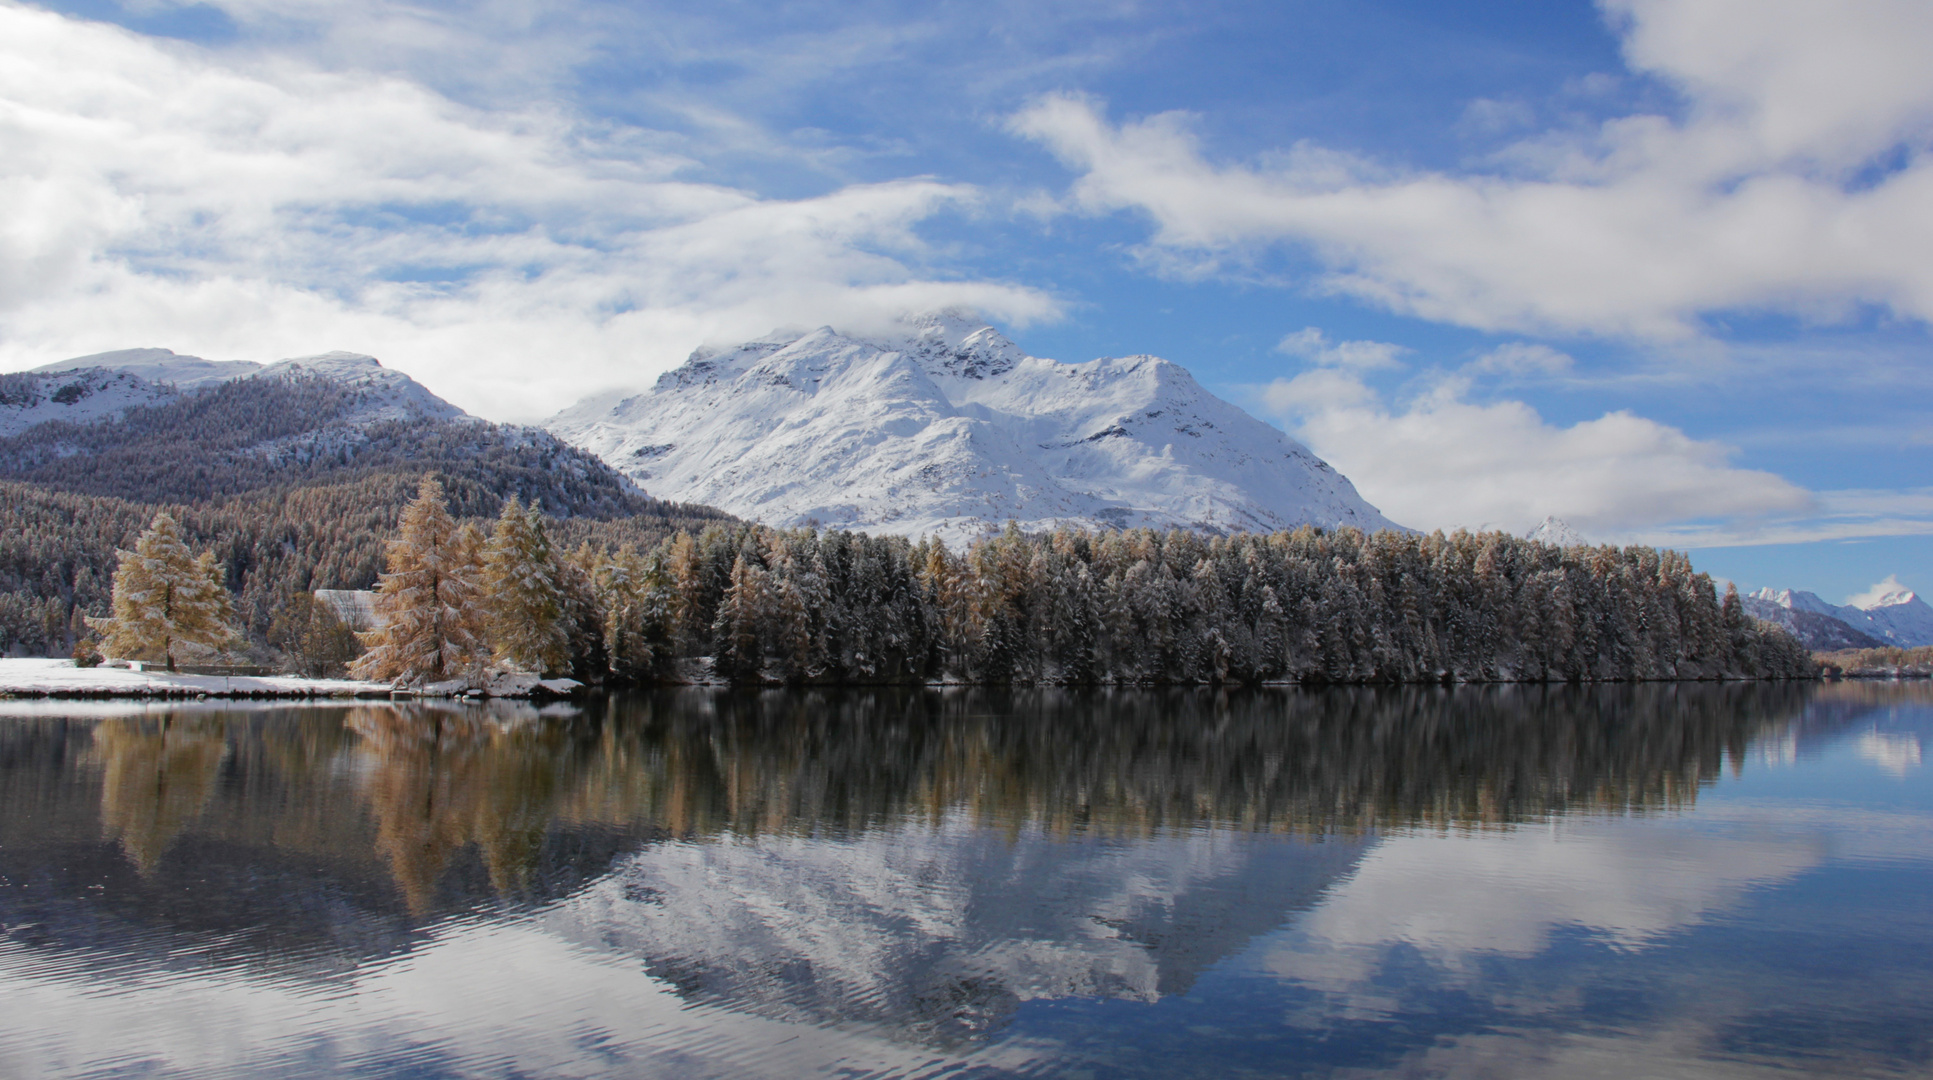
0,682,1924,1079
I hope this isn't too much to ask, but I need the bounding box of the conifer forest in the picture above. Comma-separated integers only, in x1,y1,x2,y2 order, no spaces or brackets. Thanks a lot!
4,463,1814,684
296,478,1845,683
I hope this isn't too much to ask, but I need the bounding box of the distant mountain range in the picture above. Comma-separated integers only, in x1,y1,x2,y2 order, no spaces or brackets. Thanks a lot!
545,311,1402,544
1744,579,1933,650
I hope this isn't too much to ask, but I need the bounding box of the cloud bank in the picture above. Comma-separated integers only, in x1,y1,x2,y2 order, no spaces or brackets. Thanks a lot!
1012,0,1933,338
1261,351,1813,540
0,2,1056,419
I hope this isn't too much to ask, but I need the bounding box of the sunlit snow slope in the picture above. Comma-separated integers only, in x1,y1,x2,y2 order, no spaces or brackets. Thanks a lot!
547,312,1402,543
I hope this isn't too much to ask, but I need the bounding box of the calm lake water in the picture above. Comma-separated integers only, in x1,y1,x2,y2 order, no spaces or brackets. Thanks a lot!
0,684,1929,1079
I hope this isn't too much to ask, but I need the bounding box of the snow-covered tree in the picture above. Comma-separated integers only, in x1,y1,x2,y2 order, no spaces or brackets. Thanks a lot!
90,512,235,671
352,477,488,685
481,497,570,675
711,552,773,682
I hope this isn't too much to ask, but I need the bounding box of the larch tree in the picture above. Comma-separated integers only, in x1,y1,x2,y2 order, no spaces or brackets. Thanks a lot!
481,498,570,675
352,477,488,685
91,512,236,672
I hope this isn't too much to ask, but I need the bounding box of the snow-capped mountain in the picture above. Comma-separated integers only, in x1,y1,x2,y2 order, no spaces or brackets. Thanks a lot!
3,347,462,439
251,350,465,424
0,366,179,437
1523,516,1590,547
546,311,1402,543
35,346,265,388
1738,596,1883,651
1748,578,1933,648
1,347,665,519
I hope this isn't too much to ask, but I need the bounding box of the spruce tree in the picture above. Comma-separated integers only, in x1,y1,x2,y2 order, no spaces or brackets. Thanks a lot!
352,477,488,685
91,512,235,671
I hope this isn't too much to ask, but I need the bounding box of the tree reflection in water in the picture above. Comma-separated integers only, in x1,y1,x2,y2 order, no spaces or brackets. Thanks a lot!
349,705,586,914
92,715,228,874
0,682,1921,1076
4,681,1888,929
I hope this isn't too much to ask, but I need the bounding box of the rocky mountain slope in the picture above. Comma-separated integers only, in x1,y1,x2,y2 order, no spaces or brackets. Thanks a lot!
546,311,1402,544
1747,579,1933,648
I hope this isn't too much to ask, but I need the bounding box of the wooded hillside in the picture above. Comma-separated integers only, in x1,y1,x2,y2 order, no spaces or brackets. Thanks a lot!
0,477,730,656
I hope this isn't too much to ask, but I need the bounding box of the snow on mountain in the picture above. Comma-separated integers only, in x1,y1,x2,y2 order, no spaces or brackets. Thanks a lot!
1748,580,1933,648
254,351,465,424
1523,516,1590,547
546,311,1402,544
0,367,181,437
1844,577,1933,647
33,347,264,388
1739,595,1883,651
4,348,464,441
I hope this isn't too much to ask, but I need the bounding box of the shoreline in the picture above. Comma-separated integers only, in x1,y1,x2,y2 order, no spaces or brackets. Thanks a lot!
0,659,581,700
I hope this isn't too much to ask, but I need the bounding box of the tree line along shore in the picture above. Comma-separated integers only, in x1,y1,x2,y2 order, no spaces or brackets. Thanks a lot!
68,475,1812,687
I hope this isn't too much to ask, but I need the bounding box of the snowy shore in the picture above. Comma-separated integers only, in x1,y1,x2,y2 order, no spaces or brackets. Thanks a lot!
0,659,582,700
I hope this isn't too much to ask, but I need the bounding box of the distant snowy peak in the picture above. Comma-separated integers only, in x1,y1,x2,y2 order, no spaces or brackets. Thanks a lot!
1523,516,1590,547
254,351,466,423
33,347,263,389
547,310,1403,544
1748,581,1933,648
1846,575,1919,612
6,348,465,438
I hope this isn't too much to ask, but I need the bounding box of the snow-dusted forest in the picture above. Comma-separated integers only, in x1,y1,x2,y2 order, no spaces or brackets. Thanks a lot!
7,470,1813,684
604,520,1812,684
333,476,1804,685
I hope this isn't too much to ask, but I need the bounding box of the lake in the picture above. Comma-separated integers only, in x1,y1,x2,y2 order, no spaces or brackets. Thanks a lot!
1,684,1928,1078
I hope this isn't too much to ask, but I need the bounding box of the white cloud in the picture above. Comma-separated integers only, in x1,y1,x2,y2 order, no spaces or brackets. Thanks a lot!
1275,326,1408,370
1286,822,1821,961
1260,359,1814,538
1467,342,1575,376
0,3,1056,420
1010,0,1933,338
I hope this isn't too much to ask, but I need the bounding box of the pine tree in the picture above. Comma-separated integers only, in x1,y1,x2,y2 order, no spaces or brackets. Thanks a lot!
352,477,488,685
90,512,236,671
711,553,773,683
481,498,570,675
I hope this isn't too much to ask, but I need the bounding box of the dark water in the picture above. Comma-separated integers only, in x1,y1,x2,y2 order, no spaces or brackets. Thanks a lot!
0,684,1929,1079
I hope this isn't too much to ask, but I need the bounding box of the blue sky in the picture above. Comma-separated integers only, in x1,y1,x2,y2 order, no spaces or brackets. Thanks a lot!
1,0,1929,601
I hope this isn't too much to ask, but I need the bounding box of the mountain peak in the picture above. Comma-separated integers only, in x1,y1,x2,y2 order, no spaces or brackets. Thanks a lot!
1751,577,1933,648
35,348,264,389
546,317,1401,544
1524,516,1590,547
255,351,464,422
1846,575,1920,611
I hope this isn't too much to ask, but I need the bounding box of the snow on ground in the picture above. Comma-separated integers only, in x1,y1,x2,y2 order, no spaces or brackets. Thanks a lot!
0,660,586,700
0,658,393,698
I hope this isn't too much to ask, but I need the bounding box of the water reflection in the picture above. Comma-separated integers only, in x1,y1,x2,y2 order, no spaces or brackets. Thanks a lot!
93,716,228,874
0,682,1926,1078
